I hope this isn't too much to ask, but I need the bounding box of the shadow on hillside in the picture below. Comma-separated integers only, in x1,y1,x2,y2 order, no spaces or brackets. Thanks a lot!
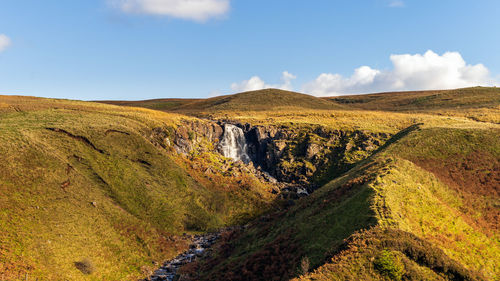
373,123,423,155
181,161,381,281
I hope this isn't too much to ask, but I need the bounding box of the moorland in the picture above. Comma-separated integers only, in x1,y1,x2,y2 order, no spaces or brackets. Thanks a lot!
0,87,498,280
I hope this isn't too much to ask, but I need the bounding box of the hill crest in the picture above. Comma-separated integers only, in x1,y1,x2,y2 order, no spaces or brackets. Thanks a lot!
102,88,341,113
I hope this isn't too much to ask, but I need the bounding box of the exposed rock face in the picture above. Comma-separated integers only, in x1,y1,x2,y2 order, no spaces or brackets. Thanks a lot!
305,143,321,159
148,119,224,154
186,120,224,143
148,119,390,189
242,124,390,187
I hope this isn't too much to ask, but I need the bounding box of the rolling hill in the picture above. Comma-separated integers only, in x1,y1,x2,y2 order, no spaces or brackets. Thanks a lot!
101,87,500,123
0,96,276,280
1,87,499,280
98,98,200,112
326,87,500,111
184,123,499,280
102,88,342,115
327,87,500,124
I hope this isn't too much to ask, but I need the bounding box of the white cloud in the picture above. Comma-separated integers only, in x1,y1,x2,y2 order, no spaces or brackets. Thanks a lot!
0,34,11,52
280,71,297,90
231,71,297,92
113,0,230,22
303,50,497,96
389,0,405,7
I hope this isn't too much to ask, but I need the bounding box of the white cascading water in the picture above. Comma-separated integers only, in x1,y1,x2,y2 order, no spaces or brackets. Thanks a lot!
218,124,251,164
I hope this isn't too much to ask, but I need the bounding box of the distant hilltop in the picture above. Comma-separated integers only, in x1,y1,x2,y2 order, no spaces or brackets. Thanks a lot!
100,86,500,116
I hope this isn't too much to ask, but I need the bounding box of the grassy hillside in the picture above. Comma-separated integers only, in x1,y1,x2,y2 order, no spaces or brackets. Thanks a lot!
183,121,499,280
99,87,500,123
101,89,341,115
328,87,500,123
1,88,499,281
328,87,500,111
296,125,499,280
0,96,276,280
98,98,200,111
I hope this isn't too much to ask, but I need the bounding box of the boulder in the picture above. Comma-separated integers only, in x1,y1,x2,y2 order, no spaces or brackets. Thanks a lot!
305,143,321,159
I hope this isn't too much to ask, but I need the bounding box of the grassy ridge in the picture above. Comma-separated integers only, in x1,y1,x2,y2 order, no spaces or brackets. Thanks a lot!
297,126,499,280
98,98,200,111
101,88,342,114
1,88,499,280
0,96,274,280
327,87,500,111
99,87,500,123
328,87,500,123
188,123,499,280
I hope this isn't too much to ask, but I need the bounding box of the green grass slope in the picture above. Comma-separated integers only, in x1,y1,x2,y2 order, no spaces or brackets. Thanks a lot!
328,87,500,123
298,125,499,280
0,96,274,280
185,122,499,281
100,89,341,115
328,87,500,112
1,89,498,281
98,98,200,111
100,87,500,123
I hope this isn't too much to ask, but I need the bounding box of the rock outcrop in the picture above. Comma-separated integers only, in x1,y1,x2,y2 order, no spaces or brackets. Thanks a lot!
148,119,390,189
148,119,224,154
242,124,390,187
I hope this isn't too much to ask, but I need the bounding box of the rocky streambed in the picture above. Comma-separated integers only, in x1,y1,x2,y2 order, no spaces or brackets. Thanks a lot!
144,182,312,281
145,232,220,281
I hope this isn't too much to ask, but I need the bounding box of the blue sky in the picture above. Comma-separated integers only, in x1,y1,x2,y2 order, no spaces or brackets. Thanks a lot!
0,0,499,100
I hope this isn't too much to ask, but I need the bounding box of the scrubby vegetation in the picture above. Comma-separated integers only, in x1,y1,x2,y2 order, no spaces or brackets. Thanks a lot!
74,258,95,275
181,105,499,280
1,87,499,280
0,96,276,280
373,249,405,280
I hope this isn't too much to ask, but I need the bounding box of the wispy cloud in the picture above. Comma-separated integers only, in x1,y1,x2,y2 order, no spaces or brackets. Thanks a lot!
388,0,405,8
0,34,11,52
231,71,297,92
111,0,230,22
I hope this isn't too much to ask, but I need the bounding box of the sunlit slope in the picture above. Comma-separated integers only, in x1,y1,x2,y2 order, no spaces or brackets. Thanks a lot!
297,125,499,281
328,87,500,123
0,96,273,280
99,87,500,123
327,87,500,111
98,98,200,111
1,90,498,280
100,89,342,114
191,122,499,281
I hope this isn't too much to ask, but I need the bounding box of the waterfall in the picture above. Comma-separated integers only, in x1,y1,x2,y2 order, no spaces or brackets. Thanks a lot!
218,124,251,164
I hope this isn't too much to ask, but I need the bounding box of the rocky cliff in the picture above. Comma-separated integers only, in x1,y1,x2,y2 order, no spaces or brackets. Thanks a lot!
150,119,390,191
243,124,390,187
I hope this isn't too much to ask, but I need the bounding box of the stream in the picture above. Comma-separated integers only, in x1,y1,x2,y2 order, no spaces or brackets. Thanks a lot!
146,124,248,280
146,123,310,280
146,232,221,281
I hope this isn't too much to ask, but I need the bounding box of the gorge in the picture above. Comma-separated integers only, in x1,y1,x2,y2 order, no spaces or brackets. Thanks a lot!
2,88,498,280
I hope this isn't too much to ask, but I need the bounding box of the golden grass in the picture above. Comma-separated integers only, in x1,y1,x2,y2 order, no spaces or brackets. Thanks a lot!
1,89,499,280
201,108,499,133
0,95,275,280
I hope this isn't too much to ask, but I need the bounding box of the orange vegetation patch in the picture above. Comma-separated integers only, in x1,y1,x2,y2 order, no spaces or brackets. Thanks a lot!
413,150,499,231
0,245,36,281
182,230,303,281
